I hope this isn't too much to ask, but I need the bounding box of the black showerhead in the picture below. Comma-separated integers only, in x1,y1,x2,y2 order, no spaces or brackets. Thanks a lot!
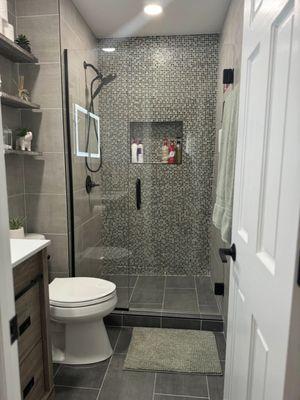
91,73,117,100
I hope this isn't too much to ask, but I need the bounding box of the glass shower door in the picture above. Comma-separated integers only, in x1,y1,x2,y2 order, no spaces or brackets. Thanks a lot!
64,48,131,310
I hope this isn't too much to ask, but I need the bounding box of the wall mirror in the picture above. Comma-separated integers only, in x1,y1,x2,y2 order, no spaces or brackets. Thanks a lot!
74,103,100,158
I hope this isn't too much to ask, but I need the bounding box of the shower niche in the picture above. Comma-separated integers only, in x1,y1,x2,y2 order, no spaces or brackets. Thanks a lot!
130,121,183,164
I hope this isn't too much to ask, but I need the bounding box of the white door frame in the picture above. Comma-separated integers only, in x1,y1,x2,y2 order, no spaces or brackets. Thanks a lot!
0,103,21,400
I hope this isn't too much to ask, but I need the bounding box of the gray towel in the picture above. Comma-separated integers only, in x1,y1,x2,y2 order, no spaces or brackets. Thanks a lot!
213,85,239,243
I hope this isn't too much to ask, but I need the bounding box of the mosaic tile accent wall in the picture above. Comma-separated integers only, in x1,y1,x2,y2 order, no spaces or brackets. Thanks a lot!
97,35,218,276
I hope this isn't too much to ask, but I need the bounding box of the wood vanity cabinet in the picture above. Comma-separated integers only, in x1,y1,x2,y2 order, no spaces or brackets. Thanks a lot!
13,249,55,400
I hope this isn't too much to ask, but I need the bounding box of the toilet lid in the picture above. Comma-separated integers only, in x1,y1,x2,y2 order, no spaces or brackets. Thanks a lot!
49,277,116,307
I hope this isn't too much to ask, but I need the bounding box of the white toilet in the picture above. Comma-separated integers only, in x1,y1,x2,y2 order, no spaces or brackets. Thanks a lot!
49,277,117,365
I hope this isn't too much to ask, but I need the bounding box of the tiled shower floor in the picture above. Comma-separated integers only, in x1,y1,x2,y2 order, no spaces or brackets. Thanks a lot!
54,326,226,400
104,275,221,317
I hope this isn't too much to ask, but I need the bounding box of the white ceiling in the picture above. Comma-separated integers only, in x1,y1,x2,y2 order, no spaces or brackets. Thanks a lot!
72,0,230,38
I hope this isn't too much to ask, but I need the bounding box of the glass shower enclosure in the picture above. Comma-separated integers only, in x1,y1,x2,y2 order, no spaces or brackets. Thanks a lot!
63,37,220,318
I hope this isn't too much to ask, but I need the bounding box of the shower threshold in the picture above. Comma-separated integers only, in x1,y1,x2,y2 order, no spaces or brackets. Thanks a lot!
103,274,223,332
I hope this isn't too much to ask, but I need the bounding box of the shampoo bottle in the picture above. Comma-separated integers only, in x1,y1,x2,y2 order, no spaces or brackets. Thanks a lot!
137,140,144,163
131,139,138,163
162,138,169,163
168,140,176,164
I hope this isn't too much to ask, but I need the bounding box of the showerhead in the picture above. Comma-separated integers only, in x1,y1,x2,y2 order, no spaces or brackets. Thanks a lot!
91,73,117,100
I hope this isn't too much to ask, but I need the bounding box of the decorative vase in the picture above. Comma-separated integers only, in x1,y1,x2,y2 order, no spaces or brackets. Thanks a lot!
9,227,25,239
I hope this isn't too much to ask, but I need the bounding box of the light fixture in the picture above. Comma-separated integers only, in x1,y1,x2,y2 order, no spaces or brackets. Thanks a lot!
144,3,163,16
102,47,116,52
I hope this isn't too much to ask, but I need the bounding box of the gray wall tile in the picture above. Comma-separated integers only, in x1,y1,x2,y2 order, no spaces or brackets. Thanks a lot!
16,0,58,17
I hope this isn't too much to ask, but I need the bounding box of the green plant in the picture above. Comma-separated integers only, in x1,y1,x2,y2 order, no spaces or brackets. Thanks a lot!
17,128,29,137
9,217,25,230
15,34,31,53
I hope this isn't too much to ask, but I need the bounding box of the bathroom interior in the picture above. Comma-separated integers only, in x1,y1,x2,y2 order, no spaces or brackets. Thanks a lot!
1,0,244,399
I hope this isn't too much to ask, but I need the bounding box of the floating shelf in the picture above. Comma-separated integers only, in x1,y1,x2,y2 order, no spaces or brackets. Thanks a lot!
1,92,40,109
0,32,38,63
4,149,43,157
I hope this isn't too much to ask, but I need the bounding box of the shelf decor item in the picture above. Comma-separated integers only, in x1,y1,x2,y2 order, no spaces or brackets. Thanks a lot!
3,127,12,150
16,128,33,151
15,34,31,53
9,217,25,239
18,75,30,102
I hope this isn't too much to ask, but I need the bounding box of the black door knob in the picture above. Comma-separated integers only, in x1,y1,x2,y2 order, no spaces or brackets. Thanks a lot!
219,243,236,263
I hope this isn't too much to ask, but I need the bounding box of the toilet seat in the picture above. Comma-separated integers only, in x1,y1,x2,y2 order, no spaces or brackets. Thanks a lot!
49,277,116,308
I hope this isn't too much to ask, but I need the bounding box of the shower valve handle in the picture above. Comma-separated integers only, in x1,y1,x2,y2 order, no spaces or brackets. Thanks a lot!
86,175,99,194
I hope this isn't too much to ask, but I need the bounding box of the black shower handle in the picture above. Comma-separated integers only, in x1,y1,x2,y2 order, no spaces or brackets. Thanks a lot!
219,244,236,263
136,178,141,210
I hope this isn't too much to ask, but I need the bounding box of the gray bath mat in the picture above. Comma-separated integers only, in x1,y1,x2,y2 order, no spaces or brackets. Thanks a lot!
124,327,222,375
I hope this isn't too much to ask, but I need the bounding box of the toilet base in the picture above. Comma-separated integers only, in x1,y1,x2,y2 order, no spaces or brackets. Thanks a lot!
52,318,113,365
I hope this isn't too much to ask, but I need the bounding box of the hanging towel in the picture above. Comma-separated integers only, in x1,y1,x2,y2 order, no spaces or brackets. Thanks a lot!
213,85,239,244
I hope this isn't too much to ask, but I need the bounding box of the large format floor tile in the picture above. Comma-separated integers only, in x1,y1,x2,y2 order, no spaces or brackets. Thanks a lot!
54,326,225,400
163,288,199,313
98,354,155,400
155,372,208,397
55,386,99,400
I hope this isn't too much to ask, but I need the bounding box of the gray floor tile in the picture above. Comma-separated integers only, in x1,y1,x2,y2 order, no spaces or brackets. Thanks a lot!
114,328,133,354
105,274,137,288
155,372,208,397
107,326,121,350
130,302,162,312
166,276,195,289
196,276,217,305
98,354,155,400
54,360,109,389
135,276,165,290
214,333,226,361
131,288,164,304
163,289,199,313
116,287,132,308
207,375,224,400
55,386,99,400
154,396,207,400
199,304,221,315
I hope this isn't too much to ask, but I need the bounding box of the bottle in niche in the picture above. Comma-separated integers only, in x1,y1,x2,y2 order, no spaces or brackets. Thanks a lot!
161,137,169,163
168,140,176,164
175,138,182,164
131,138,138,163
137,140,144,163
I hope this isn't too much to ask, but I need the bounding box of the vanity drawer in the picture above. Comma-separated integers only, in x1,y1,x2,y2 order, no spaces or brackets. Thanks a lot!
13,253,42,296
20,341,45,400
16,283,42,362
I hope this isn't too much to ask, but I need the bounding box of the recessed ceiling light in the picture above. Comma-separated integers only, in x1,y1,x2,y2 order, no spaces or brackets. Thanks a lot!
102,47,116,52
144,3,163,16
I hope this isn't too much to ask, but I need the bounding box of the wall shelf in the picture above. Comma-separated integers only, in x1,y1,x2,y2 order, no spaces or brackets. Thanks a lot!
0,92,40,109
4,149,43,157
0,32,38,63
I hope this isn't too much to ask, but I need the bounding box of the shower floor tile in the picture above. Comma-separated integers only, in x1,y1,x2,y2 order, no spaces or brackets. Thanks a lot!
54,327,225,400
107,274,221,318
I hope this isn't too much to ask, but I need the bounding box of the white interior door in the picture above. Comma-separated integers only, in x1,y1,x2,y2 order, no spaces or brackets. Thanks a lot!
0,104,21,399
224,0,300,399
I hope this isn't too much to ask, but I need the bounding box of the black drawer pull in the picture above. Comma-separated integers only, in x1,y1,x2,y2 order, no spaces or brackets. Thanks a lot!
19,316,31,336
15,274,43,301
23,376,34,399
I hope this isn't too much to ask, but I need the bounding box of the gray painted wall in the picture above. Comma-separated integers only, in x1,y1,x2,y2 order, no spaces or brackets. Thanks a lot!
97,35,219,277
3,0,97,279
210,0,244,334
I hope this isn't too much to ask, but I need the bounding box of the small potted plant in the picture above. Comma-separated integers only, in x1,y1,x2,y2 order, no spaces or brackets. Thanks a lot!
15,34,31,53
9,217,25,239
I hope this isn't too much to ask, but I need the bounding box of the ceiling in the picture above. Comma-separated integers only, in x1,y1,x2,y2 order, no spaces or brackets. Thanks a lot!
72,0,230,38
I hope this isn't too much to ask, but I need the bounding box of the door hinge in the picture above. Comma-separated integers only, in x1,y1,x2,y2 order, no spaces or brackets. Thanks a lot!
10,315,18,344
